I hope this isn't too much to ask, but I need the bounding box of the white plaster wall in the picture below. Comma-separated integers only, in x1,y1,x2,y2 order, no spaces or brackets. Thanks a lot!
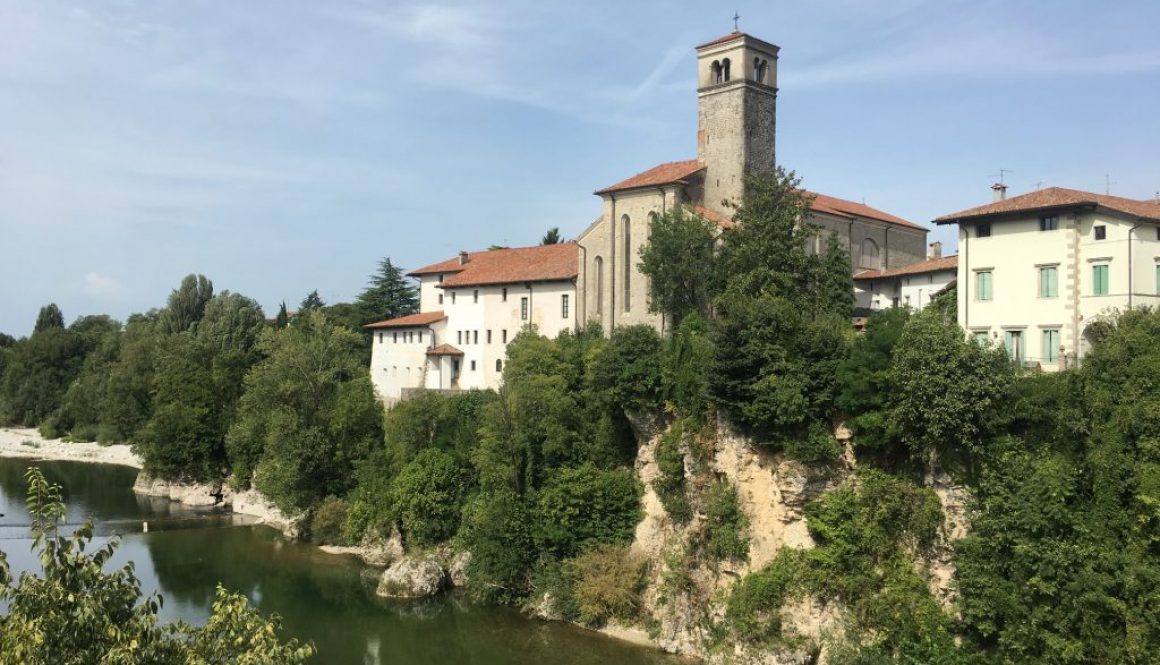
899,270,956,310
369,323,440,403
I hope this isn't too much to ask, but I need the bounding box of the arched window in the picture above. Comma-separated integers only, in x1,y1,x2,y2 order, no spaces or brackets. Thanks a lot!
495,359,503,372
594,256,604,319
622,215,632,312
754,58,767,84
861,238,881,269
722,58,731,82
711,60,723,84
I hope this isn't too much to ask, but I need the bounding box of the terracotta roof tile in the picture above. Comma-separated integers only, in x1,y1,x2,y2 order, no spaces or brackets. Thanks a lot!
426,343,464,357
595,160,704,195
853,255,958,281
935,187,1160,224
695,31,779,52
364,311,446,329
411,243,578,289
807,192,926,231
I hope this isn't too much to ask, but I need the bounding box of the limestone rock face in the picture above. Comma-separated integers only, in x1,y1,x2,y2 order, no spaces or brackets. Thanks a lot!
131,472,299,537
376,558,448,599
447,550,472,588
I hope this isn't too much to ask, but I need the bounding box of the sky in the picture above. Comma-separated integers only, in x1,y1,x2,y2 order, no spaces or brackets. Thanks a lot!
1,0,1158,336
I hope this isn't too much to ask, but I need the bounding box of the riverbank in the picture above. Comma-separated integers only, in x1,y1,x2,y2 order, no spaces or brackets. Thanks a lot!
0,427,142,468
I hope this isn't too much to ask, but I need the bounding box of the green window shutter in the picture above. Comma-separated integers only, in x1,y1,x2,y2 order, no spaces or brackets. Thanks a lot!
978,271,992,300
1039,267,1057,297
1093,265,1109,296
1042,329,1059,363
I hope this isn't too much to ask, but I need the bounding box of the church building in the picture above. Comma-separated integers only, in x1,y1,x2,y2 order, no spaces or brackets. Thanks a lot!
577,30,930,333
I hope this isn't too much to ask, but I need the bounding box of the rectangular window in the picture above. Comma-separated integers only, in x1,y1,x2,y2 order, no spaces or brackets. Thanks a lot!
1093,264,1109,296
1094,225,1106,240
521,297,529,321
495,359,502,372
393,332,398,343
1039,216,1058,231
561,294,570,319
1042,329,1060,364
438,273,444,283
502,287,508,302
976,271,993,301
977,222,991,238
1004,331,1023,363
1156,263,1160,294
502,329,508,343
438,294,444,305
487,330,492,344
418,331,423,343
972,331,990,347
470,360,476,371
473,330,479,344
451,291,456,304
473,289,479,303
457,331,462,344
377,333,383,343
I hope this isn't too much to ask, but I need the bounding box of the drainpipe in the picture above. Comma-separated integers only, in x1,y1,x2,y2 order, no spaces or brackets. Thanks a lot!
883,225,890,270
579,243,587,325
962,226,969,330
609,194,618,330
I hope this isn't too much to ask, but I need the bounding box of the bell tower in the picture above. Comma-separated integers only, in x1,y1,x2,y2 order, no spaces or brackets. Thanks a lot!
695,31,779,215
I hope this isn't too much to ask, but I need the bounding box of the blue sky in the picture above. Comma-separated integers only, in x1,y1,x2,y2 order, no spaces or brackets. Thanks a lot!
2,0,1158,336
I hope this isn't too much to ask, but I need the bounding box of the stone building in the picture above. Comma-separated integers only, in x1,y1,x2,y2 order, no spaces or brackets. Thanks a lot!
576,30,928,333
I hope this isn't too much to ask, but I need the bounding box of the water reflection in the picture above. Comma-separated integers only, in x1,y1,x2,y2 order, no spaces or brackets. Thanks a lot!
1,459,679,665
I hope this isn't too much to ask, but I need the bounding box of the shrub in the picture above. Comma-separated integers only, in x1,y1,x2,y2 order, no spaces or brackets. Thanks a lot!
37,416,61,440
783,423,842,463
458,491,536,604
310,496,349,545
704,480,749,561
571,544,648,626
661,313,714,421
589,325,664,413
390,448,468,548
653,426,692,524
533,464,643,559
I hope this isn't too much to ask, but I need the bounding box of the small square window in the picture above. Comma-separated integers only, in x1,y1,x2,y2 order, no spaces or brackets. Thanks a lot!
1094,225,1106,240
1039,216,1058,231
977,222,992,238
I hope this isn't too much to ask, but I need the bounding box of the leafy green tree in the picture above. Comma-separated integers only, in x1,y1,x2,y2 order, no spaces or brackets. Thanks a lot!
226,311,382,512
355,257,418,324
709,170,850,451
0,467,312,664
160,274,214,334
637,207,717,325
33,303,65,333
541,227,563,245
99,313,162,442
458,491,535,604
298,290,325,312
0,332,16,347
532,464,642,559
274,301,291,329
836,308,911,454
0,325,92,427
661,313,714,421
589,325,665,414
890,308,1013,468
390,448,469,547
817,233,854,320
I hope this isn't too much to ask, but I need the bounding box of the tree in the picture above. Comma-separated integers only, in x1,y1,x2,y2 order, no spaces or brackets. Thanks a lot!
637,207,717,326
298,290,325,312
354,257,418,325
541,227,563,245
274,301,290,329
836,307,912,454
0,467,313,664
33,303,65,333
160,274,214,334
817,233,854,320
225,310,382,512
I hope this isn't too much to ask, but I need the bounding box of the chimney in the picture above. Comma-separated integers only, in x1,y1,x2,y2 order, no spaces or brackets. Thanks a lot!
458,250,469,265
928,241,943,260
991,182,1008,202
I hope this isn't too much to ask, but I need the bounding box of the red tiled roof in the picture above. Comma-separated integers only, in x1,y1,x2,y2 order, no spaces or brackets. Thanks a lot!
595,160,704,195
853,255,958,281
808,192,926,231
426,343,463,357
411,243,578,289
690,204,736,229
695,31,779,52
364,311,446,329
935,187,1160,224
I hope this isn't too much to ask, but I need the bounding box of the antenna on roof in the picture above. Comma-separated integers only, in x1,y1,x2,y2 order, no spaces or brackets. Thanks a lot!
990,168,1013,185
1105,173,1115,195
733,11,741,31
1035,181,1044,191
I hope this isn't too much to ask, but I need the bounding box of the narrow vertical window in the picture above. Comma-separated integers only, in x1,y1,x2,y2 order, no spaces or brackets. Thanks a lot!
418,331,423,343
594,256,604,318
622,215,632,312
377,333,382,343
473,289,479,303
561,294,570,319
487,330,492,344
393,332,398,343
1042,329,1060,364
502,287,508,302
1155,263,1160,294
473,330,478,344
502,329,508,343
471,360,476,371
495,359,502,372
457,331,462,344
521,297,529,320
1093,264,1109,295
438,294,444,305
1004,331,1023,363
451,291,456,304
976,271,993,301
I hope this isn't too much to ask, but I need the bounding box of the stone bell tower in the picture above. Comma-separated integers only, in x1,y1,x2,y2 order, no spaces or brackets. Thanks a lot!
696,31,779,215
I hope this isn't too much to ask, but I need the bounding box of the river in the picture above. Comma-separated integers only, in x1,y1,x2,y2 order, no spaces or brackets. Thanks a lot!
0,457,681,665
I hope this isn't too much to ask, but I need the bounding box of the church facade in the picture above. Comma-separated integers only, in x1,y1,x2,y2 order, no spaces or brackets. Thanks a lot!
577,31,930,333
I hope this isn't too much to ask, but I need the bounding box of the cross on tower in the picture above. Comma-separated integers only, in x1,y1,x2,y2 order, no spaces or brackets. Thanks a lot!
733,12,740,31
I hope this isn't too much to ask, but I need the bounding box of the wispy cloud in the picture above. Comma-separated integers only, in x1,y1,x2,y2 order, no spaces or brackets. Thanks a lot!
81,272,123,298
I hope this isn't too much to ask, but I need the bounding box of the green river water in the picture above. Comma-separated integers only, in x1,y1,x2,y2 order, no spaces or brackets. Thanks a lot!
0,457,681,665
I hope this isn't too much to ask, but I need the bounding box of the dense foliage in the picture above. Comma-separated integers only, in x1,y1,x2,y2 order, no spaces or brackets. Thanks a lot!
0,468,312,664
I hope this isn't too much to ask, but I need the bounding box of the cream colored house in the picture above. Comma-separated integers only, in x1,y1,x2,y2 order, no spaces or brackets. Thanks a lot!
577,30,928,334
366,244,578,403
935,186,1160,369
